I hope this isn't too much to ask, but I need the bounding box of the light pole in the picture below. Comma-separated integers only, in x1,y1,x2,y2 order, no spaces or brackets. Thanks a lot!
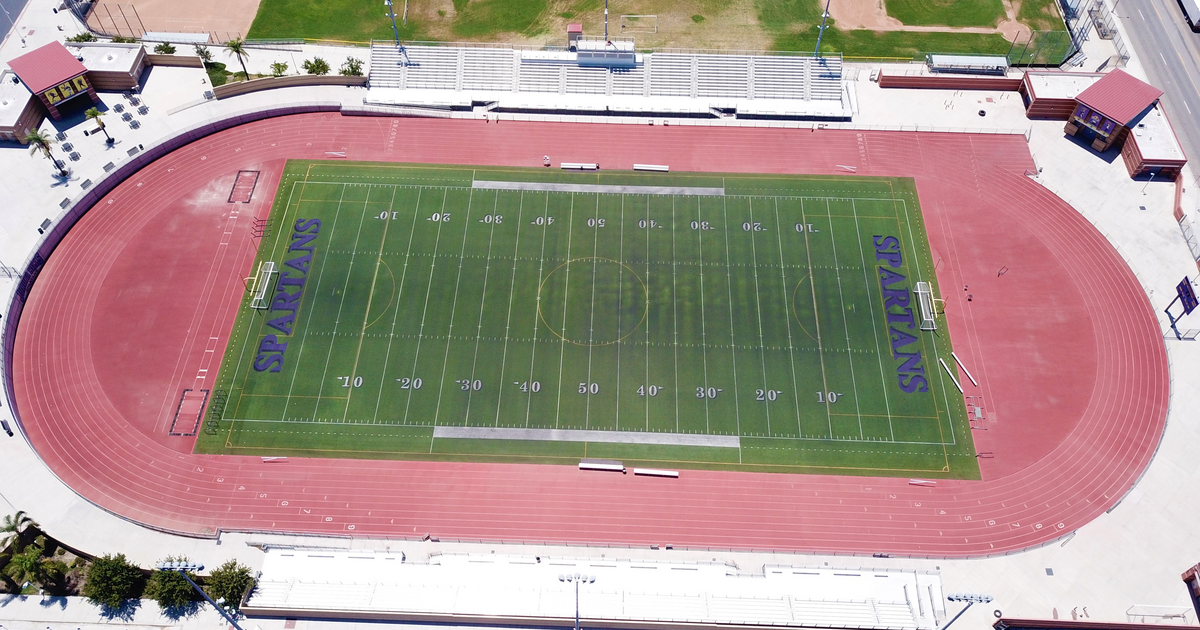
940,593,993,630
559,573,596,630
384,0,401,48
814,0,832,58
155,562,246,630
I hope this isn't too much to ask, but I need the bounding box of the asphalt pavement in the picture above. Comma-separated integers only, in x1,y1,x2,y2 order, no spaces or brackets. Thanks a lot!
0,0,30,47
1118,0,1200,170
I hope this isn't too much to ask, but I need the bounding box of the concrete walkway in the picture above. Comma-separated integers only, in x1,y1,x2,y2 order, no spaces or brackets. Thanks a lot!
0,1,1198,629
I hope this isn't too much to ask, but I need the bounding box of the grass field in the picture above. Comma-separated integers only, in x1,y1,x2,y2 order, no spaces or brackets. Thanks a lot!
246,0,1028,60
883,0,1007,28
196,162,979,478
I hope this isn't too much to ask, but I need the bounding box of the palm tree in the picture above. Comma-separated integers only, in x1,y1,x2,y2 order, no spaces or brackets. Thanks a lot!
23,129,67,177
3,544,47,590
86,107,112,143
1,510,38,552
224,38,250,81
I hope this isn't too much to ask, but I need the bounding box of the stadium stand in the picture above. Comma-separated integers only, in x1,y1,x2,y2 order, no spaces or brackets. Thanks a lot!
367,44,850,120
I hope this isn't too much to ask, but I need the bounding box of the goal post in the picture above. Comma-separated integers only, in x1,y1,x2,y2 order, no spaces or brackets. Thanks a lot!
914,281,938,331
247,261,278,309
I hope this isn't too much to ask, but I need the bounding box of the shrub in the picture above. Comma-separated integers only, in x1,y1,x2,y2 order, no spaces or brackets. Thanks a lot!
194,45,214,62
270,61,289,77
111,35,138,43
302,57,330,75
204,560,254,611
339,57,363,76
82,554,144,609
66,32,98,42
153,42,176,54
204,62,229,87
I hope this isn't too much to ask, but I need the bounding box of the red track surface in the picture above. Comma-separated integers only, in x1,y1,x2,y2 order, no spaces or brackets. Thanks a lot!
11,114,1168,556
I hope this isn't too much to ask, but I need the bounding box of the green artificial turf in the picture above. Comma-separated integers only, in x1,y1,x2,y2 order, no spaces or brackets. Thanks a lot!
195,162,978,479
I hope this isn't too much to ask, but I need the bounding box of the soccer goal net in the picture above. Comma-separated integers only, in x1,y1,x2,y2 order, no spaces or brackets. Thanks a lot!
914,281,938,331
247,261,278,309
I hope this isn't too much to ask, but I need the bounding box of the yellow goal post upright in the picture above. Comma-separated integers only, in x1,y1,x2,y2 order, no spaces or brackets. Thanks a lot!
914,281,942,331
244,261,278,309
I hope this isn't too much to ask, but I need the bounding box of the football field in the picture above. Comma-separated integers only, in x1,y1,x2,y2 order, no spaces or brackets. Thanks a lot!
196,161,978,478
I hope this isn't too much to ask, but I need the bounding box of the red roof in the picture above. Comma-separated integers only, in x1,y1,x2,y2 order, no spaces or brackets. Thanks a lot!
7,42,88,94
567,23,583,33
1075,69,1163,126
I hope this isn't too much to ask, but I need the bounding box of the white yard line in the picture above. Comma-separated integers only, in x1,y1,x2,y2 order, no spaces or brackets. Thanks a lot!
311,189,372,423
747,197,773,435
401,189,448,434
695,196,712,433
720,195,743,461
799,198,833,437
524,194,552,428
431,188,477,429
615,194,626,431
670,197,681,432
644,196,652,431
552,194,576,430
372,186,421,425
493,191,526,427
343,185,392,423
772,199,804,437
462,192,501,424
824,202,865,439
584,194,601,429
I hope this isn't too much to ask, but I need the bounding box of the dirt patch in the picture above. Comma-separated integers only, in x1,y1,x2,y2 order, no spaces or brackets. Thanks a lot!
87,0,259,40
413,0,771,51
828,0,1029,40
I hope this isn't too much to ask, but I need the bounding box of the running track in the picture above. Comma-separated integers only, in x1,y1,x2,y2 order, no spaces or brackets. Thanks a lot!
7,113,1168,556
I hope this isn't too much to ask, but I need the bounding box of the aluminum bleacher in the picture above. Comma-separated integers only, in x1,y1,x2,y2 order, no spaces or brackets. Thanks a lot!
243,550,943,630
367,43,850,119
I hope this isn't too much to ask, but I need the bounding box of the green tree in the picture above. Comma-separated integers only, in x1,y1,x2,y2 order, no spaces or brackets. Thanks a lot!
194,44,213,62
111,35,138,43
338,57,363,76
270,61,288,77
205,560,254,611
145,558,198,609
23,129,67,178
224,38,251,80
302,57,330,75
82,554,144,608
1,511,38,552
65,32,98,42
4,544,47,588
153,42,176,54
85,107,112,143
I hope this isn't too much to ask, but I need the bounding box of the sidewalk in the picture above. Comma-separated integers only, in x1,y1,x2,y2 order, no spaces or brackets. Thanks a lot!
0,1,1199,628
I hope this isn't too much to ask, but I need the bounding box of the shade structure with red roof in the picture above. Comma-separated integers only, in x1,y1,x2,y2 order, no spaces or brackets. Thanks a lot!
1075,69,1163,126
1065,69,1164,153
6,41,98,120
